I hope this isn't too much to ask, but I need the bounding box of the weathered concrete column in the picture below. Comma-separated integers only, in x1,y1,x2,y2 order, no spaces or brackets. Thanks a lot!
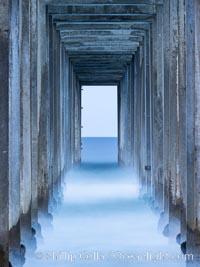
68,60,74,165
71,64,76,165
185,1,200,258
38,1,50,215
30,0,40,234
9,0,21,265
0,8,9,259
177,0,187,244
186,0,200,233
149,25,154,200
61,56,77,168
139,42,147,194
118,82,122,164
162,0,170,230
48,14,54,213
50,23,62,209
168,0,181,238
58,43,69,192
0,1,21,266
118,72,125,165
133,48,141,176
133,45,146,185
118,65,133,166
144,28,152,197
65,54,73,170
60,44,66,185
20,0,33,249
129,58,135,167
126,64,132,166
74,79,81,164
65,53,71,170
152,5,164,211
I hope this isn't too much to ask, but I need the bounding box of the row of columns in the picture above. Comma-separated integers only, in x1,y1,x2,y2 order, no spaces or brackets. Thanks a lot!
118,0,200,258
1,0,200,265
0,1,81,266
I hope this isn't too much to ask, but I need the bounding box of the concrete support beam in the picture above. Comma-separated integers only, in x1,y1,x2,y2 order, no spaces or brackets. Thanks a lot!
133,48,141,176
53,14,153,23
48,15,55,213
51,23,61,208
0,1,18,266
152,6,164,211
46,0,163,4
162,0,170,228
168,0,181,238
65,45,138,51
9,0,21,265
65,54,72,169
74,81,81,164
136,43,146,194
48,5,156,15
118,61,135,166
60,30,145,37
30,0,40,234
20,0,33,249
60,44,66,185
144,29,152,197
37,1,51,215
56,23,150,31
61,36,143,43
177,0,187,243
70,62,76,165
186,0,200,232
70,54,133,60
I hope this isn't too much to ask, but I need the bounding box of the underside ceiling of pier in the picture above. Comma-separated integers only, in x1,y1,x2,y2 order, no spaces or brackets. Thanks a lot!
46,0,162,85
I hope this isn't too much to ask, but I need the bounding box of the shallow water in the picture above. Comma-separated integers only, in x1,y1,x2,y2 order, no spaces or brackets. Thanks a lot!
25,138,186,267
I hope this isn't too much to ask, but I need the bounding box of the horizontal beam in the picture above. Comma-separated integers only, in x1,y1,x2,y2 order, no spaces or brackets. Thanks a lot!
80,81,121,84
71,58,132,61
78,75,124,77
71,57,132,62
79,76,122,79
61,36,143,42
79,73,124,75
73,60,128,64
48,5,156,15
76,73,125,77
68,53,133,58
60,29,146,36
62,41,140,48
70,58,133,65
80,82,119,85
67,51,136,56
73,63,127,67
53,14,153,22
46,0,163,5
72,60,131,66
74,61,128,66
76,76,125,80
74,67,126,72
65,48,138,52
56,22,150,30
64,41,139,45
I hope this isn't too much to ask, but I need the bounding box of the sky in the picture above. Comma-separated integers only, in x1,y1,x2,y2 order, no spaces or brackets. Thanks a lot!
81,86,118,137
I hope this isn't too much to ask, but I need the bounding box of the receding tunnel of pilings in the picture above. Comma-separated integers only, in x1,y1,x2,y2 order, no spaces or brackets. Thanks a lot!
1,1,200,266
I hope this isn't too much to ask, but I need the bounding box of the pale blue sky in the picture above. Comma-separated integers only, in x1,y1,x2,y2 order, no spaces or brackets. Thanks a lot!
81,86,118,137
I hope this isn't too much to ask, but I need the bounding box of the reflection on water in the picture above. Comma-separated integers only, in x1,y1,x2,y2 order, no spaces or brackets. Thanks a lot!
24,138,189,267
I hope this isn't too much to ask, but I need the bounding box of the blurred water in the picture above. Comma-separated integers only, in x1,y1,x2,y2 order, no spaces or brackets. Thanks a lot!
24,138,186,267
